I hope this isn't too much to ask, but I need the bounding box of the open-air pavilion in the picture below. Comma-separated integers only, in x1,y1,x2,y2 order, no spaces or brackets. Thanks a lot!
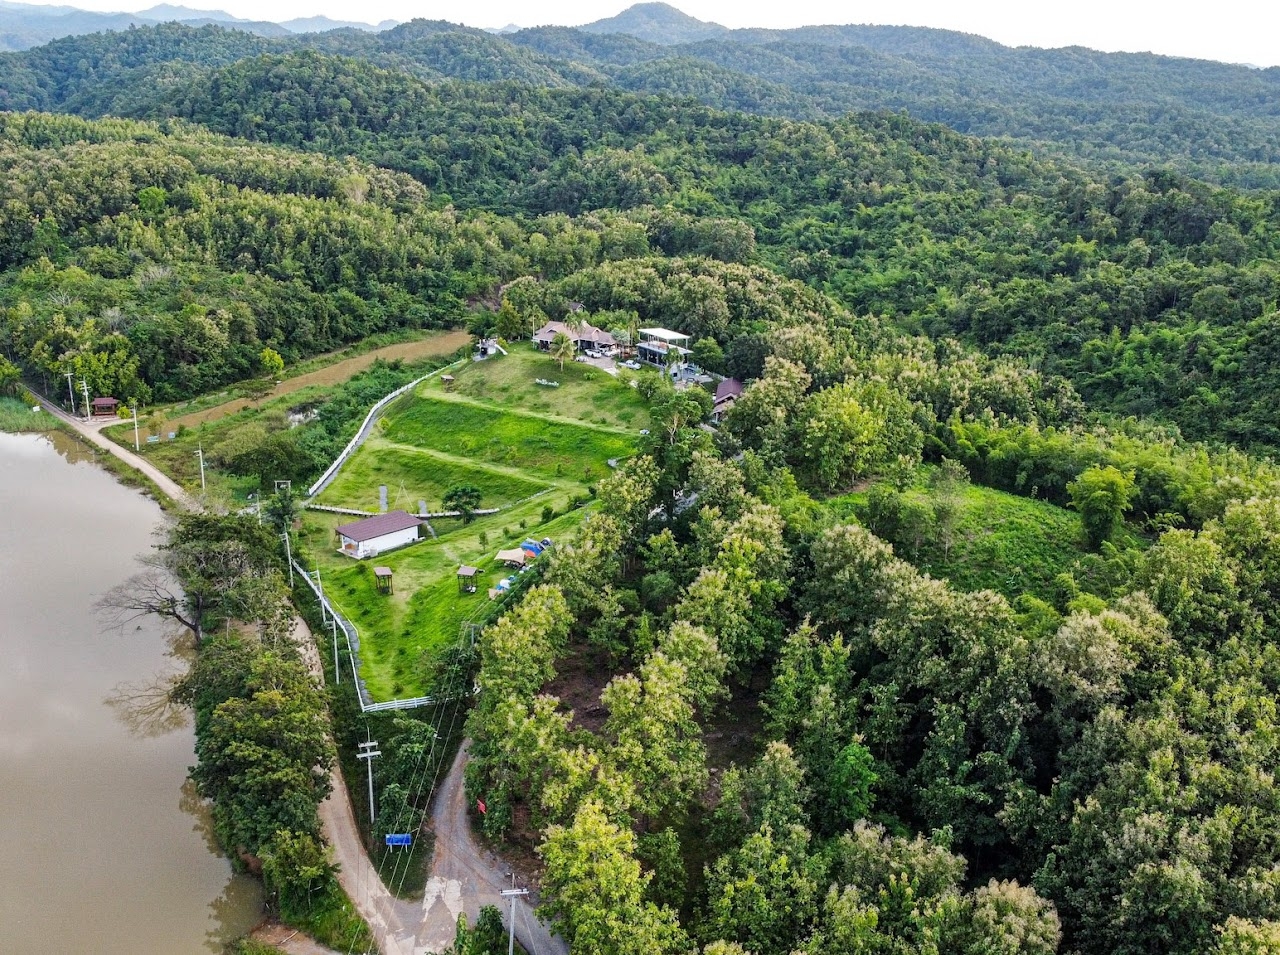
457,564,481,594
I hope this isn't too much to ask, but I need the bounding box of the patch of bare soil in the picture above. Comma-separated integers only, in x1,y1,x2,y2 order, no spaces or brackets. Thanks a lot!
250,919,343,955
168,330,470,431
542,642,616,735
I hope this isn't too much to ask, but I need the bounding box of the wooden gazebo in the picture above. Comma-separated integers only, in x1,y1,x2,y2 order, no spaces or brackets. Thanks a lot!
457,564,480,594
373,566,394,595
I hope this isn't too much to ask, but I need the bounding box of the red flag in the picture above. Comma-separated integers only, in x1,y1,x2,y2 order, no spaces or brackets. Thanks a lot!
477,798,487,815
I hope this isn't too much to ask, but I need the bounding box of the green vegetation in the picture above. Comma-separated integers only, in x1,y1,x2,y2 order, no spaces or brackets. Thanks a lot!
304,347,644,700
0,396,59,433
320,442,549,514
435,346,650,431
384,399,632,484
23,22,1280,955
9,15,1280,185
833,475,1120,601
113,512,372,947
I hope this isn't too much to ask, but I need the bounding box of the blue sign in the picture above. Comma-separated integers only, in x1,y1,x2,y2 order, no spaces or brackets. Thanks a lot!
385,833,413,847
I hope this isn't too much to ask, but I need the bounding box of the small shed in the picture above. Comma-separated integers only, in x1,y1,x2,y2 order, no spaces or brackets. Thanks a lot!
496,548,528,569
373,566,394,595
457,564,480,594
335,510,423,560
441,375,455,392
91,396,120,417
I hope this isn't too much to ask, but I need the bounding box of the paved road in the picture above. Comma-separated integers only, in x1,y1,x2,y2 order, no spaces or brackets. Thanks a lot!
33,396,197,509
423,742,569,955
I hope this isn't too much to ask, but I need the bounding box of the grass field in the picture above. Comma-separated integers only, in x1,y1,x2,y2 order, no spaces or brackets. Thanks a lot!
384,401,632,485
303,345,647,700
303,502,588,700
429,346,651,431
829,472,1147,602
318,439,552,514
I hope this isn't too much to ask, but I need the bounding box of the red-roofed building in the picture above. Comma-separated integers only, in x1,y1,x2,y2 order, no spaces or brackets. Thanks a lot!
335,510,423,559
712,377,743,423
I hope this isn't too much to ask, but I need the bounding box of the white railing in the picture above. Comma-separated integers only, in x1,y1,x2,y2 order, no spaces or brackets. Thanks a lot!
306,357,467,499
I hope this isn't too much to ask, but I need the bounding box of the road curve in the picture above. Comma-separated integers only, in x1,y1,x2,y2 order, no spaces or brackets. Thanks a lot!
425,742,570,955
33,396,197,510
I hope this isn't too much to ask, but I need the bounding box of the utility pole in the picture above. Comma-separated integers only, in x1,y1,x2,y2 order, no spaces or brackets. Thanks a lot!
357,740,381,826
281,531,294,587
64,372,75,413
131,404,140,452
331,617,341,685
501,875,529,955
194,446,206,491
79,377,90,421
313,566,327,625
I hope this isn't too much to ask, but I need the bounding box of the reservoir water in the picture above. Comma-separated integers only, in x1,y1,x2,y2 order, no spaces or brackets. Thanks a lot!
0,431,263,952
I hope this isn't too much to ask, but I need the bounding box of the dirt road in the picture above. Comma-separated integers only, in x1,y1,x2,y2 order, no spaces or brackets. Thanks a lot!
422,743,569,955
167,330,471,432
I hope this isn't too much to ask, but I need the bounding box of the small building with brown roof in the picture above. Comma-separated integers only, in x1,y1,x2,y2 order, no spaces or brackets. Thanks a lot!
91,396,120,417
335,510,423,560
712,377,744,423
532,320,617,354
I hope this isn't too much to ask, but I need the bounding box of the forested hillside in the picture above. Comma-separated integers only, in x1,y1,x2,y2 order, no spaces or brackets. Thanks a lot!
11,13,1280,955
15,49,1273,452
4,11,1280,184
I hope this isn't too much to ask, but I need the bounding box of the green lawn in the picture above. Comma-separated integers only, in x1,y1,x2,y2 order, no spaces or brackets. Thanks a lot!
297,346,645,700
384,400,633,485
317,439,552,513
301,503,591,700
428,344,652,432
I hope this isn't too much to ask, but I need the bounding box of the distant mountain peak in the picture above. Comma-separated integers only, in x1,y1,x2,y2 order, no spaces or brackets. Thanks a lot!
578,2,727,45
136,4,246,22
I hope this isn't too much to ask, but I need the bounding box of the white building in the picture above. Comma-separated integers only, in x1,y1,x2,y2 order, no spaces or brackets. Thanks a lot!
335,511,423,560
637,327,691,369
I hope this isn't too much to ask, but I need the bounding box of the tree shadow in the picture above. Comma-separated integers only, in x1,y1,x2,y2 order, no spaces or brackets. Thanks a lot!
103,627,193,738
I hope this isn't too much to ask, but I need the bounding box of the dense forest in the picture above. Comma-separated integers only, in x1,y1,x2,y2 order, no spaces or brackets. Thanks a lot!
9,12,1280,955
3,9,1280,183
6,47,1279,450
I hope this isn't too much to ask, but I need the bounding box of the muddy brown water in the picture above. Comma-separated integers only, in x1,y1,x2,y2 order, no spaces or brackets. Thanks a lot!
0,431,263,952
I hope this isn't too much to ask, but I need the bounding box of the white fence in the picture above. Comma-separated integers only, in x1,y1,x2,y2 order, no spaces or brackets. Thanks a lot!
306,358,467,500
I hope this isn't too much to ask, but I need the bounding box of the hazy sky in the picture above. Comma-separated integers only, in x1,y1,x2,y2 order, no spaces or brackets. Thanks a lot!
57,0,1280,68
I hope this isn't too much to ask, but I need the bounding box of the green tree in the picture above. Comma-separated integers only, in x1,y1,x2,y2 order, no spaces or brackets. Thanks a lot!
259,346,285,378
0,355,21,396
443,484,483,523
550,331,575,371
261,829,337,921
451,905,508,955
538,799,689,955
1068,465,1137,549
264,483,300,535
